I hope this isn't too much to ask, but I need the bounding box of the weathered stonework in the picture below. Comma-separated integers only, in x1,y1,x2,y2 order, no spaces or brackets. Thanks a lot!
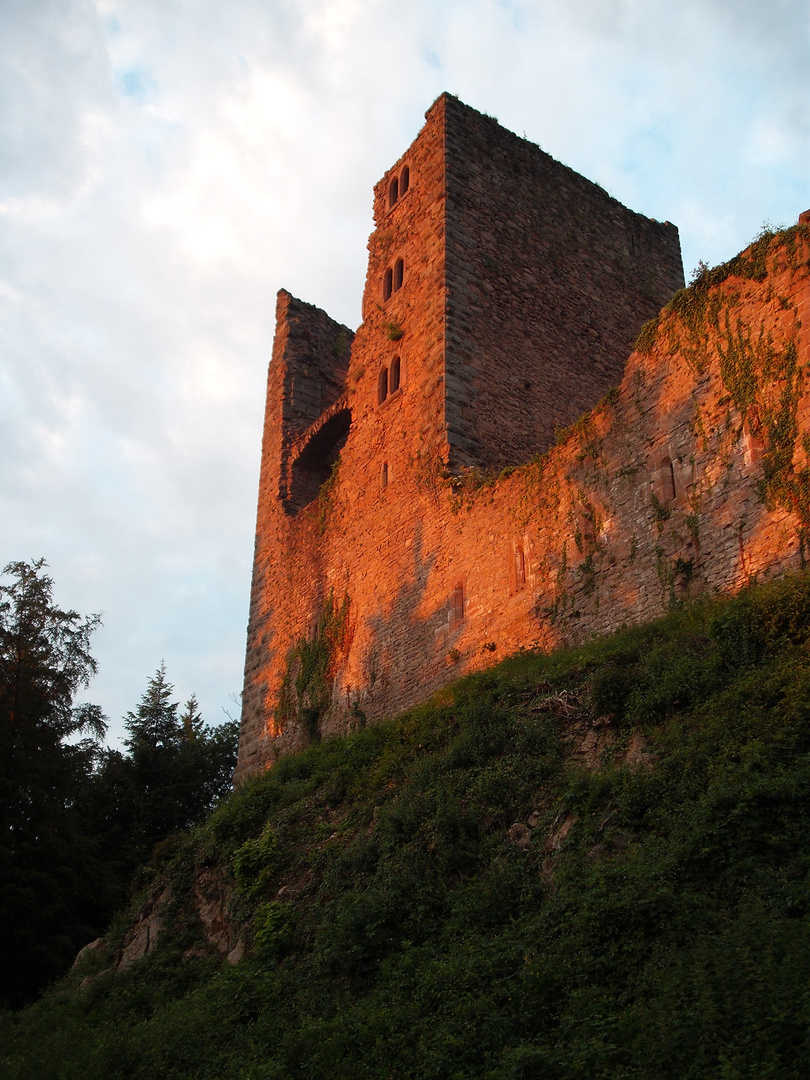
236,93,810,780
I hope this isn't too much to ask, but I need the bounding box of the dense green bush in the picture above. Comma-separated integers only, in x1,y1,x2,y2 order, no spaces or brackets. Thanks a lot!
5,573,810,1078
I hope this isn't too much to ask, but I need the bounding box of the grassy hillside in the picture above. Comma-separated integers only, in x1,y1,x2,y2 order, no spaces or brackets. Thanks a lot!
5,574,810,1079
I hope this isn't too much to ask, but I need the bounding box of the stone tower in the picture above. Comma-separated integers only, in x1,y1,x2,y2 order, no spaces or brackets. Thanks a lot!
236,94,685,779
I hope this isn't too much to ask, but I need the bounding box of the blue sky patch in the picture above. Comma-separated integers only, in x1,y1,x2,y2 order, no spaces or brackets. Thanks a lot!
116,66,157,103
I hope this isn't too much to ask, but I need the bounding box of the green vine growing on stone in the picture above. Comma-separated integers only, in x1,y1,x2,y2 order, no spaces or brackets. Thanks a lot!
714,308,806,531
545,541,569,624
646,224,810,547
275,590,354,740
317,458,342,534
634,316,660,355
449,467,497,513
633,222,809,364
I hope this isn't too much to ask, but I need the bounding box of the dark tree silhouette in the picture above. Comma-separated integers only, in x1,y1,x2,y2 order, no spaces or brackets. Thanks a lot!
0,559,107,1008
84,666,239,903
0,562,239,1008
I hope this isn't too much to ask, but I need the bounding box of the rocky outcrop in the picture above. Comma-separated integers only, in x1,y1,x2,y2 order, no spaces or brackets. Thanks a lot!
73,866,245,979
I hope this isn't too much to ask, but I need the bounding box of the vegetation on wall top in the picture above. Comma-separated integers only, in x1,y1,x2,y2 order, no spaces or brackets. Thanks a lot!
635,221,809,357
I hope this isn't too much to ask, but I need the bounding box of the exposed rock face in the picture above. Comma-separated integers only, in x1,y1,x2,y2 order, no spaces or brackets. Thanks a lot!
71,937,105,969
117,882,168,971
104,869,243,974
192,867,243,963
544,812,579,855
508,822,532,849
623,731,654,770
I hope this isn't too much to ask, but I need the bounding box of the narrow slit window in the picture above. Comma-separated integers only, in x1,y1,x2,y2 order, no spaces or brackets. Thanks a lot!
389,356,401,393
661,457,676,502
400,165,409,194
383,268,393,301
378,366,388,405
381,461,388,489
515,545,526,590
393,258,404,291
389,177,399,207
451,582,465,626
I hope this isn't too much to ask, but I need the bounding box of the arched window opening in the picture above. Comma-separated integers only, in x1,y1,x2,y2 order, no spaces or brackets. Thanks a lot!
383,268,393,301
388,177,399,207
451,582,465,627
378,366,389,405
393,258,404,291
515,545,526,591
400,165,410,194
389,356,401,393
286,408,351,514
381,461,389,489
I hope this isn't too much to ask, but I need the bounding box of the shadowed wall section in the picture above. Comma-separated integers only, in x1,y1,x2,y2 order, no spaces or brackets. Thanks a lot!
442,96,684,469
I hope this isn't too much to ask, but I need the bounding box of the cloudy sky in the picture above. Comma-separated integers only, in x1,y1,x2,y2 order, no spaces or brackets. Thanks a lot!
1,0,808,746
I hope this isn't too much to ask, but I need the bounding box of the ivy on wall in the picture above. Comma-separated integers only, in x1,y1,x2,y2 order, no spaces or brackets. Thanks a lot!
276,590,355,741
637,223,810,550
317,458,342,535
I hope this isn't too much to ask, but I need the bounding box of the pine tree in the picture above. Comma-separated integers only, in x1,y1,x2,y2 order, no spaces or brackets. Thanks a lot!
180,692,203,741
124,661,182,751
0,559,107,1007
88,669,239,886
0,566,239,1006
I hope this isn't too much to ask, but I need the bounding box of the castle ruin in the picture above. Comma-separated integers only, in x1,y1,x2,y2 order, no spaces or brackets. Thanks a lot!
235,93,810,780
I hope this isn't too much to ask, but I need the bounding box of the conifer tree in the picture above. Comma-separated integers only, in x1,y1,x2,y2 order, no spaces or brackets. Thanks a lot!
0,559,108,1007
0,564,239,1006
88,668,239,885
180,692,203,741
124,661,182,751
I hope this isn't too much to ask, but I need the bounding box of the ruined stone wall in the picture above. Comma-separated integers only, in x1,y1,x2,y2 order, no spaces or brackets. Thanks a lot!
238,291,353,777
239,97,454,777
236,226,809,780
334,229,809,726
442,96,684,470
235,86,808,780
